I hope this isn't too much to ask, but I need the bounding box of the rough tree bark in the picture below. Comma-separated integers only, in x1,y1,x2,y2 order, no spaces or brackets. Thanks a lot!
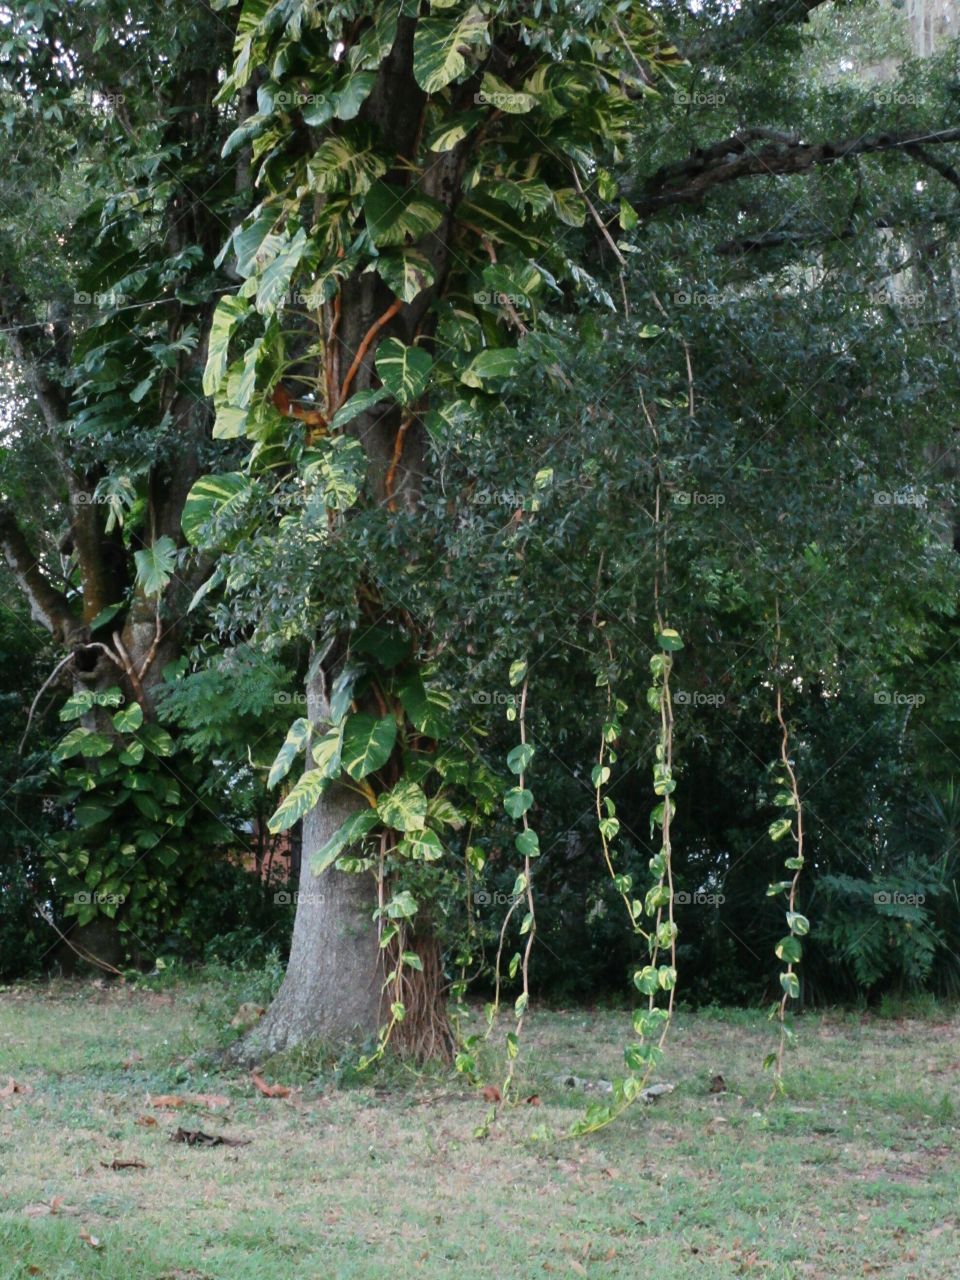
236,667,383,1057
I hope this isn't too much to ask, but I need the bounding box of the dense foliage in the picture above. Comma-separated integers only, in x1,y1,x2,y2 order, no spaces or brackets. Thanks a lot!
1,0,959,1066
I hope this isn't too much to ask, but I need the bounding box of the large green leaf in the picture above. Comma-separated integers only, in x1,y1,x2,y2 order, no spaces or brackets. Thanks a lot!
375,338,433,405
138,723,175,757
478,71,535,114
267,717,311,790
182,472,251,546
341,713,397,780
398,676,452,738
377,779,428,833
268,769,330,833
255,226,308,315
134,536,177,598
364,181,445,249
60,687,123,721
306,137,387,195
203,295,248,396
413,7,488,94
375,249,436,303
460,346,520,388
305,436,366,510
52,728,113,762
310,808,380,876
399,828,445,861
311,725,344,778
112,703,143,734
330,387,389,430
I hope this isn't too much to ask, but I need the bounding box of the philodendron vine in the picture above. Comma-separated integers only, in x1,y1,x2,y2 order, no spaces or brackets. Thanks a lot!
569,626,681,1137
764,607,809,1093
469,661,537,1134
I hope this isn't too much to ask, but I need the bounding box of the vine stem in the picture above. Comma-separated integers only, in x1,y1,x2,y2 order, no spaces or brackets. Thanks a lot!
335,297,402,410
501,676,535,1102
772,599,805,1094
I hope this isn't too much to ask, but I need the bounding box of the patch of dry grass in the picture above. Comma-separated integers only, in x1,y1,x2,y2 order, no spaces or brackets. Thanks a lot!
1,977,957,1278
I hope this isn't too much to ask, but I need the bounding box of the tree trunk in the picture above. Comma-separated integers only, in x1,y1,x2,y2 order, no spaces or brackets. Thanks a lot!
238,662,384,1057
235,15,457,1065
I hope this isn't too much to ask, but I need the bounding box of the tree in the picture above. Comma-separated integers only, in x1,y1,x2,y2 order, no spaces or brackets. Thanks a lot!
201,0,683,1057
0,1,245,962
197,0,960,1061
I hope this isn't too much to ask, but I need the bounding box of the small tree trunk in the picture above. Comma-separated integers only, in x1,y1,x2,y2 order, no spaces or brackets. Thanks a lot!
238,663,384,1056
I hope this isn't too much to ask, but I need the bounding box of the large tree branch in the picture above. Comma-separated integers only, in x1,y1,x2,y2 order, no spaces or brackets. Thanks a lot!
0,275,72,433
715,209,960,254
0,502,78,642
635,125,960,214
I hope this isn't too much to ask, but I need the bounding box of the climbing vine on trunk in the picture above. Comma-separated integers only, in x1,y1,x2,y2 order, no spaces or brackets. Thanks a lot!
190,0,683,1060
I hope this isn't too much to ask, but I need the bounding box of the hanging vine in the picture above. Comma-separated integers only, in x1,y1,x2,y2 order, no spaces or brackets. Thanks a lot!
568,392,682,1136
764,601,809,1094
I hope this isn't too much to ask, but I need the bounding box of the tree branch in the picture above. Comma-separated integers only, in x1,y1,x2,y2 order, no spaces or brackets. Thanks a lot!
0,274,71,432
635,126,960,214
715,209,960,254
0,502,78,641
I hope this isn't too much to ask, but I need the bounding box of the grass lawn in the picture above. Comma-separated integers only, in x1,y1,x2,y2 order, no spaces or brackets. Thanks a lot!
0,970,957,1279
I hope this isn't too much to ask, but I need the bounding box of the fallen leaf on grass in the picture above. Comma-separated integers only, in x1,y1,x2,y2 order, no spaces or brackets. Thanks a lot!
709,1074,727,1094
0,1077,32,1097
122,1052,143,1069
524,1094,541,1106
79,1228,103,1250
23,1197,77,1218
480,1084,502,1103
230,1002,265,1029
100,1158,147,1171
250,1071,291,1098
135,1114,158,1127
170,1127,250,1148
149,1093,229,1110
